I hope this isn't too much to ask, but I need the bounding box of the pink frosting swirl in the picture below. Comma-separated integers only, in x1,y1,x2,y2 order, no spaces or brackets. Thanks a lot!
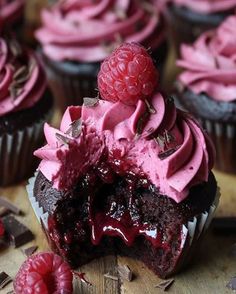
0,37,46,116
177,15,236,102
34,93,215,203
35,0,166,62
0,0,25,29
171,0,236,14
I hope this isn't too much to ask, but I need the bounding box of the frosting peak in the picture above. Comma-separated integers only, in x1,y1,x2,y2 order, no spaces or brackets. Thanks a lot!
177,15,236,102
0,37,46,116
171,0,236,14
34,93,215,203
36,0,165,62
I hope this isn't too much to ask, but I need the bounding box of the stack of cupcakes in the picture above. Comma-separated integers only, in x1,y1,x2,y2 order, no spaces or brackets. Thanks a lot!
35,0,168,112
176,15,236,173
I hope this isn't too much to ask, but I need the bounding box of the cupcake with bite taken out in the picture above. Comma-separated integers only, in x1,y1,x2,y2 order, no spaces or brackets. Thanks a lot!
167,0,236,53
176,15,236,174
0,36,53,186
35,0,168,113
27,43,219,279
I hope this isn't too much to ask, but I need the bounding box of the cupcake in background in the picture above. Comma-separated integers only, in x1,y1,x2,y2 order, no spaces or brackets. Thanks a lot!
167,0,236,53
0,36,53,186
0,0,25,37
175,15,236,174
35,0,168,113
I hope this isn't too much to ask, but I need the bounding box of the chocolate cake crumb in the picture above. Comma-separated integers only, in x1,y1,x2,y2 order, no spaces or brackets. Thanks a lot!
0,272,12,290
0,196,22,215
155,279,175,291
22,245,38,257
55,133,71,146
118,265,133,282
104,273,119,281
227,277,236,291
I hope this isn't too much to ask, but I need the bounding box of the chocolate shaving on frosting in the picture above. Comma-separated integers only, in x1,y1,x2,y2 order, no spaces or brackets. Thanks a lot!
83,97,99,107
155,279,175,291
55,133,72,146
66,119,82,138
104,273,119,281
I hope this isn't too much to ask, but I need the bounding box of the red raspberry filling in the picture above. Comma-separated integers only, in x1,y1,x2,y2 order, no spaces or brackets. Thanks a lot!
14,252,73,294
98,43,158,105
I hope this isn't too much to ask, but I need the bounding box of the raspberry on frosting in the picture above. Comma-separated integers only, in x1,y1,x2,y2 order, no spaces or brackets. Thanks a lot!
14,252,73,294
98,43,158,105
36,0,165,62
177,15,236,102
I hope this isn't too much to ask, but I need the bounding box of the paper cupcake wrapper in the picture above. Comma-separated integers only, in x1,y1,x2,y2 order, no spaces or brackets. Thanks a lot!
43,59,99,113
27,173,220,277
172,187,220,275
198,117,236,173
0,110,51,186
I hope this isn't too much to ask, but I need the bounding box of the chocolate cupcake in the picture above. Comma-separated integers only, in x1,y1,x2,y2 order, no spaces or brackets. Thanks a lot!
167,0,236,53
35,0,168,113
0,0,25,38
27,43,219,278
176,15,236,173
0,36,53,186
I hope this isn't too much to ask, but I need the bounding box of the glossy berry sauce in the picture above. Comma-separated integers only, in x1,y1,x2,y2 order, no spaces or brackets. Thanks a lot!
47,150,170,259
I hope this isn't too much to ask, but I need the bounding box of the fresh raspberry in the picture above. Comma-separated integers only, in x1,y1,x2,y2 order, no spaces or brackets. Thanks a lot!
14,252,73,294
0,218,4,237
98,43,158,105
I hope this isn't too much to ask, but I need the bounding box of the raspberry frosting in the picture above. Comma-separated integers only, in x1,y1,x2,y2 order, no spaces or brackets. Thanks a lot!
35,0,165,62
177,15,236,102
0,37,46,116
0,0,25,29
34,93,215,203
171,0,236,14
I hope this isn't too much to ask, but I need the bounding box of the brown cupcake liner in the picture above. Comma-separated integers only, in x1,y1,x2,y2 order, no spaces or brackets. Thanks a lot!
0,111,51,187
197,117,236,174
27,173,220,276
42,56,99,113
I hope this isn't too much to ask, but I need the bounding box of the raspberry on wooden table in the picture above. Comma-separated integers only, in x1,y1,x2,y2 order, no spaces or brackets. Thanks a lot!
14,252,73,294
98,43,158,105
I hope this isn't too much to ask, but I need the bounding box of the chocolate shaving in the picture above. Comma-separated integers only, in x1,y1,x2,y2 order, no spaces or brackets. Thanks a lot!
227,277,236,291
164,129,175,144
117,265,133,282
6,291,14,294
155,136,165,150
158,147,179,160
9,39,22,57
104,273,119,281
155,279,175,291
22,245,38,257
145,99,156,114
66,119,82,138
55,133,72,146
13,65,28,81
0,272,12,290
83,97,99,107
136,111,149,136
0,196,22,215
